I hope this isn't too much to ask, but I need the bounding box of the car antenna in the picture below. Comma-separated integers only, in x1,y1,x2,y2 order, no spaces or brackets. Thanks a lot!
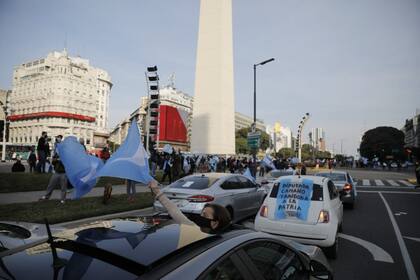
44,218,67,270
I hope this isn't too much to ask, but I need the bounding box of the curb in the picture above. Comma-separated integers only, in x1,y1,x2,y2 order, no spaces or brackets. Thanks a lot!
54,207,154,228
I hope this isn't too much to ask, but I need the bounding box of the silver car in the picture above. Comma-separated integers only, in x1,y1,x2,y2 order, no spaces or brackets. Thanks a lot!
315,171,358,208
153,173,266,222
259,169,294,194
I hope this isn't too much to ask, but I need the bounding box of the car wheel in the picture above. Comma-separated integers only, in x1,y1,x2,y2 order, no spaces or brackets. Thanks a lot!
324,236,338,259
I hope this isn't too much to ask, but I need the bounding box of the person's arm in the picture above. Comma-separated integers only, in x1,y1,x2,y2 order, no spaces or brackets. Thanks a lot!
149,180,194,226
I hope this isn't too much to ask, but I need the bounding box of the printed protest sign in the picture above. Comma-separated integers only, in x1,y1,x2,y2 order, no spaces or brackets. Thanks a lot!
275,178,314,221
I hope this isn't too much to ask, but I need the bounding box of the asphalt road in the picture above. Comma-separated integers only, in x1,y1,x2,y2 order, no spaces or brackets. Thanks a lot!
329,187,420,280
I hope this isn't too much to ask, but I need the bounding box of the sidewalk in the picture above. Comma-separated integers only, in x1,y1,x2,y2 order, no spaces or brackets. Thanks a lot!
0,184,150,205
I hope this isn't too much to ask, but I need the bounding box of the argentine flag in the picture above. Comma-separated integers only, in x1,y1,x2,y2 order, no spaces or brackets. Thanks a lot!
57,136,104,199
95,119,153,184
262,155,277,170
243,167,256,181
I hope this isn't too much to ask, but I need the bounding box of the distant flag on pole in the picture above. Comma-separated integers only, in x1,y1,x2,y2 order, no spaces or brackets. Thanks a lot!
95,119,153,184
57,136,104,199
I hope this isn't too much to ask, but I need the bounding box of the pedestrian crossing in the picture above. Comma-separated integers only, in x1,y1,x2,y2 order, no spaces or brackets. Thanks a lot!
356,179,417,187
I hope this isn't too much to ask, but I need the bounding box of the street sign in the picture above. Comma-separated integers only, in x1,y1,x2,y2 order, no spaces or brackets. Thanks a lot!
247,131,261,149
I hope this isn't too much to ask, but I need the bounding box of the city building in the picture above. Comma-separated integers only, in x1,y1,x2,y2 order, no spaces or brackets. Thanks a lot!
403,109,420,149
109,85,193,151
191,0,235,155
7,50,112,149
311,128,326,152
235,112,265,132
266,122,292,152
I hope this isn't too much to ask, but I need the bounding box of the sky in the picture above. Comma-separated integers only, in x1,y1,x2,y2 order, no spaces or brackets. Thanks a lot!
1,0,419,156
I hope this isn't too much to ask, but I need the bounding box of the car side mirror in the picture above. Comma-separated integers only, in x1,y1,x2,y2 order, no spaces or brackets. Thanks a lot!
310,260,333,279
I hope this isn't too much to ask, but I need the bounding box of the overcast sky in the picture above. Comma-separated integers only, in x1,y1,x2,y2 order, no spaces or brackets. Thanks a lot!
1,0,419,156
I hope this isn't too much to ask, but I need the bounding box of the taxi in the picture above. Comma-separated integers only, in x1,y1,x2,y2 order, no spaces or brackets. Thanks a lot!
254,175,343,259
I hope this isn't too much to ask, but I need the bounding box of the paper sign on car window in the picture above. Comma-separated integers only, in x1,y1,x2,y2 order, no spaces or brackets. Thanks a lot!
275,178,313,221
181,181,194,188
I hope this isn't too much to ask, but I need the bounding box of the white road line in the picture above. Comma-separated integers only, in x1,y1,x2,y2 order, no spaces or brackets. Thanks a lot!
388,180,400,187
359,190,420,194
404,236,420,243
399,180,415,187
338,233,393,263
375,179,385,186
379,192,417,280
362,179,370,186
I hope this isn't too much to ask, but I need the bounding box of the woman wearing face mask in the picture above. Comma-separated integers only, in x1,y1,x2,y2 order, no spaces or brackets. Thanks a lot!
149,180,231,233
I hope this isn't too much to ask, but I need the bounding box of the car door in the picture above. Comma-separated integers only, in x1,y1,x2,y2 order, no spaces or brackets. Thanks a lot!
220,176,248,220
238,240,308,280
237,176,262,215
327,180,343,224
199,251,254,280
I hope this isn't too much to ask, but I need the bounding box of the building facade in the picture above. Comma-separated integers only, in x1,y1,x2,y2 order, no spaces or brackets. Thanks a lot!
266,122,292,152
7,50,112,149
403,110,420,149
311,128,326,152
109,85,193,151
235,112,266,131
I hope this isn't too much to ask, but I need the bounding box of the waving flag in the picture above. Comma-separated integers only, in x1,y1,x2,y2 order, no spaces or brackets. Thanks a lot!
95,119,153,184
57,136,104,199
262,155,277,170
243,167,256,181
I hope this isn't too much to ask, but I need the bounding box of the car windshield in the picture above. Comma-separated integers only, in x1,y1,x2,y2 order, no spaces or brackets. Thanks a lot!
168,176,213,189
269,170,294,178
316,173,347,182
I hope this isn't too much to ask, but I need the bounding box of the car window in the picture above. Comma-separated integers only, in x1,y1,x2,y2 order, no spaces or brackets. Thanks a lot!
221,177,240,190
243,241,304,280
169,176,211,189
202,256,245,280
327,180,339,200
270,183,323,201
237,176,256,189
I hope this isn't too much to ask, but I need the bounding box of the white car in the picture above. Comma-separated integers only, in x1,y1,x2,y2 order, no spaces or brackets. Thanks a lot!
254,175,343,259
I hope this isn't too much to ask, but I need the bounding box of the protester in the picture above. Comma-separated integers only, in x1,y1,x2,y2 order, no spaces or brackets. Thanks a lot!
39,137,68,204
100,147,111,162
126,179,136,202
36,131,49,173
161,155,173,184
11,157,25,172
259,160,265,177
27,148,37,173
149,180,231,233
415,161,420,187
79,138,87,151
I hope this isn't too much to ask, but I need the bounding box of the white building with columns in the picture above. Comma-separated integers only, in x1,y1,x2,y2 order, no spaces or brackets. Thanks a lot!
8,50,112,148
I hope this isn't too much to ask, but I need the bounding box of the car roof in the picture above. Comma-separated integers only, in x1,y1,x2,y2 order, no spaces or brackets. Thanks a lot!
274,175,327,185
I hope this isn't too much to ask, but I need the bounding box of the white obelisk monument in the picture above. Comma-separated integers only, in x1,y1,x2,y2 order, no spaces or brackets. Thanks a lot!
191,0,235,155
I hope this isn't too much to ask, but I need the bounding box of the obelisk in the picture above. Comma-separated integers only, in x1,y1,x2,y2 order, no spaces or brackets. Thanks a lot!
191,0,235,155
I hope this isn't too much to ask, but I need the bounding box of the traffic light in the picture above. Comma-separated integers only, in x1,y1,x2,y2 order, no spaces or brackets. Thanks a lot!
146,66,160,141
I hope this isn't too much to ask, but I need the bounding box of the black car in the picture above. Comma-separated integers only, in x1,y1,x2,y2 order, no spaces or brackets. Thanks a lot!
0,217,333,279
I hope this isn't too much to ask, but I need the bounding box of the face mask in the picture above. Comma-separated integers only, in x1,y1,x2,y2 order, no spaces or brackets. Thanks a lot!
190,215,214,229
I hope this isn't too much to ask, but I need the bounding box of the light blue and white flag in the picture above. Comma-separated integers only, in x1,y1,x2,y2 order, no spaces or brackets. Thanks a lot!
262,155,277,170
243,167,256,181
95,119,153,184
57,136,104,199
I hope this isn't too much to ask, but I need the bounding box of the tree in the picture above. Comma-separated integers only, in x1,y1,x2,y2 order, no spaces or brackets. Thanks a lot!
360,126,405,161
276,148,295,159
235,127,270,154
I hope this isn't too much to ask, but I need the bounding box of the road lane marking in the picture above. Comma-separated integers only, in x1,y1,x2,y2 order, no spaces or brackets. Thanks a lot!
379,192,417,280
399,180,415,187
362,179,370,186
375,180,385,186
338,233,394,263
395,212,408,216
404,236,420,243
358,190,420,194
388,180,400,187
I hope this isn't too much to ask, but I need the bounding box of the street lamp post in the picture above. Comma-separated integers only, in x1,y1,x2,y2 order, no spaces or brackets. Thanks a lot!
253,58,275,132
1,105,8,162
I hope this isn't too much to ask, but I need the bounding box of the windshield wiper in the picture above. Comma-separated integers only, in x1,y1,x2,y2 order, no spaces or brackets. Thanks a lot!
44,219,147,277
